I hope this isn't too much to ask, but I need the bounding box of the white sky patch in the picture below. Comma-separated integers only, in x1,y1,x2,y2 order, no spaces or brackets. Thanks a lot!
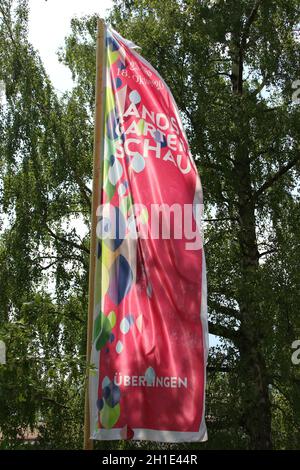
28,0,113,93
26,1,113,265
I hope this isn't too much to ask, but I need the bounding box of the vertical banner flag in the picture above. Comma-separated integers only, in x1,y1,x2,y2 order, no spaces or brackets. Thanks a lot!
89,26,208,443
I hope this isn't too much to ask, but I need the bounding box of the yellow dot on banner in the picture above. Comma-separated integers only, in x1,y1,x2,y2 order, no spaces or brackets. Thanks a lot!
119,196,129,215
108,311,116,328
140,208,149,224
136,314,143,333
137,119,145,135
105,86,115,115
102,242,117,270
102,264,109,296
94,259,102,306
100,402,120,429
108,50,119,65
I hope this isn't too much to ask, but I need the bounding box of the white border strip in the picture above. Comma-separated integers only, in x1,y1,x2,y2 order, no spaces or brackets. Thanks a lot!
92,428,207,443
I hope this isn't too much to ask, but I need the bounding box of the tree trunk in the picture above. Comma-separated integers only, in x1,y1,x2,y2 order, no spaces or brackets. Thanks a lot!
233,101,272,449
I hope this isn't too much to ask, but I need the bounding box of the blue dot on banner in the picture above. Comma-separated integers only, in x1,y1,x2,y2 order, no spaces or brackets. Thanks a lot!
126,314,135,326
96,398,104,411
109,37,119,51
102,377,110,389
110,155,115,166
114,207,126,250
102,207,126,252
161,136,167,148
106,111,119,140
116,77,122,89
117,60,126,70
109,333,115,343
107,384,121,407
154,130,162,143
108,255,133,305
103,386,111,400
99,217,111,236
129,90,141,104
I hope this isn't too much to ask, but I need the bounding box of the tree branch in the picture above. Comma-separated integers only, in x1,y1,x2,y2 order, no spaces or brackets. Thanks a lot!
209,299,241,320
241,0,263,50
207,366,232,373
259,248,277,258
46,225,90,254
250,145,277,163
199,161,223,172
39,396,69,410
204,217,238,223
208,321,239,343
252,152,300,200
0,4,17,46
250,73,268,97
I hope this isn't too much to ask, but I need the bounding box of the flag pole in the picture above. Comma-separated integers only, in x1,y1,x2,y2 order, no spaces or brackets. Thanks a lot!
84,17,106,451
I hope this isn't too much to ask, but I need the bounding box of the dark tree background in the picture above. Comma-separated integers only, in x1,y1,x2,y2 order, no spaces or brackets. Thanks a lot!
0,0,300,450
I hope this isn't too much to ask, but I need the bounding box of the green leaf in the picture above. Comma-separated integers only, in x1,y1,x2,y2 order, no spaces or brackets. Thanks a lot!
93,312,111,351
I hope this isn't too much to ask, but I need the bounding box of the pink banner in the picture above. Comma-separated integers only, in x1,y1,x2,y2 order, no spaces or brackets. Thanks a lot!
89,26,208,443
